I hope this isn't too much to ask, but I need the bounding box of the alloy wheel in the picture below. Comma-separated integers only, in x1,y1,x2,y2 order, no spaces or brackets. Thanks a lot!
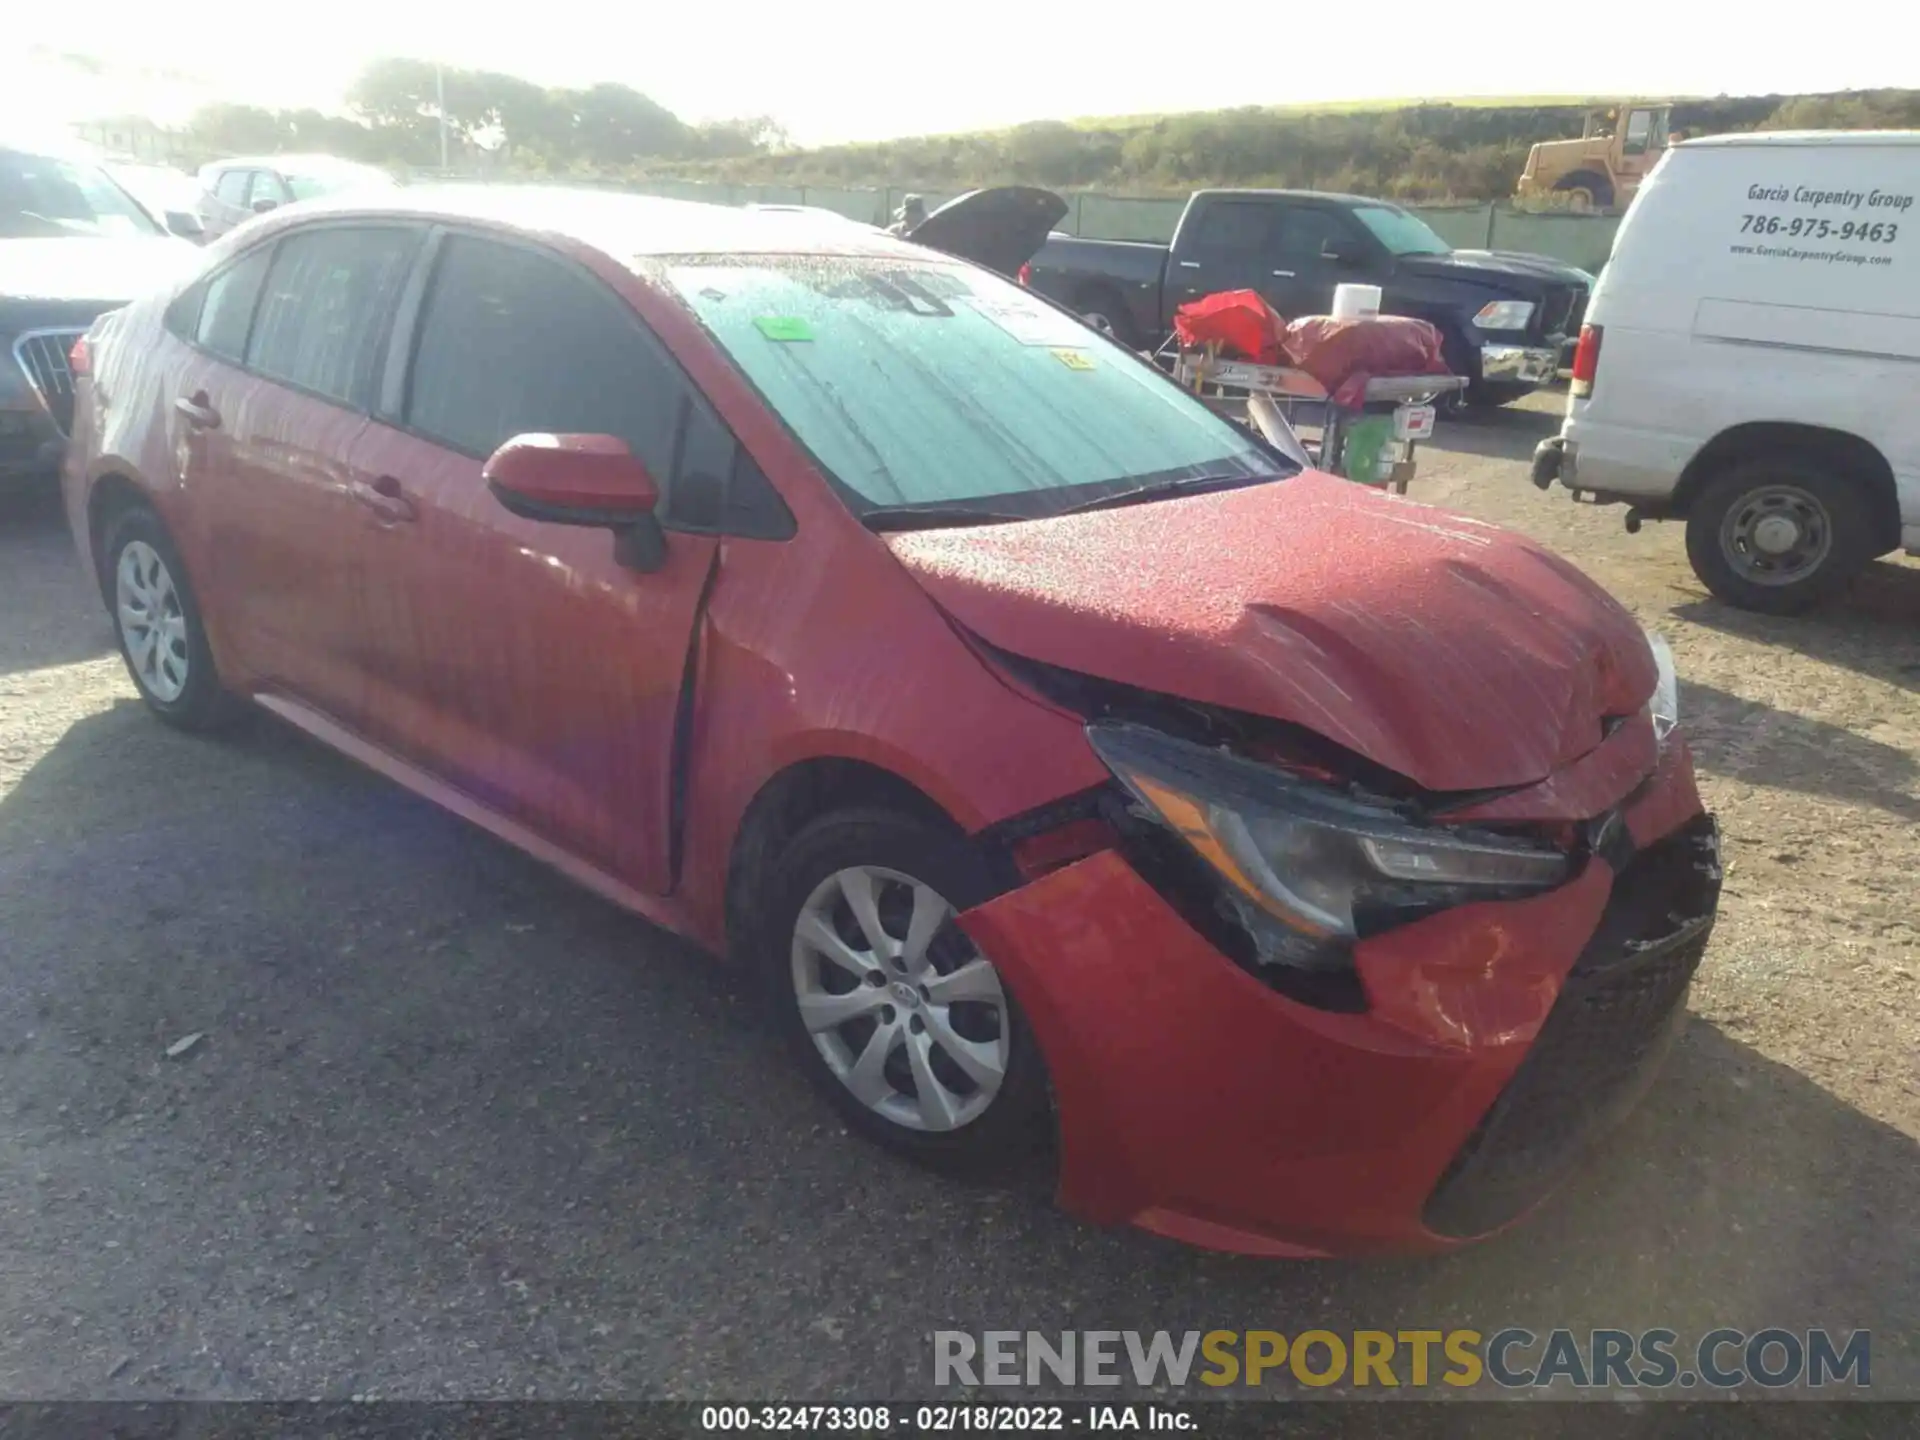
115,540,190,703
790,865,1010,1133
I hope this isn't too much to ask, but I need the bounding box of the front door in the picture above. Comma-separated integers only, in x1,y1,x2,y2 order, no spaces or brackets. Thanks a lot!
184,223,424,724
1263,203,1384,319
346,231,731,892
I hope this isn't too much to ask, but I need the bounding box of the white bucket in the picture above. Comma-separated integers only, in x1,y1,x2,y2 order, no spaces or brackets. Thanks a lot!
1331,283,1383,321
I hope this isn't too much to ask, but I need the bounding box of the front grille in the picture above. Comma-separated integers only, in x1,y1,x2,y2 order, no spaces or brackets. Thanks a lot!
1423,815,1721,1238
12,329,86,437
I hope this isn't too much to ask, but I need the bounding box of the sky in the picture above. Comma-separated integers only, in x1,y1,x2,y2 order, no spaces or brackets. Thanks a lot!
4,0,1913,147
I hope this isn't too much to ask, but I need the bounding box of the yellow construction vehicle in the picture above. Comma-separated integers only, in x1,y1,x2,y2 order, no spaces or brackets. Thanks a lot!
1514,102,1677,214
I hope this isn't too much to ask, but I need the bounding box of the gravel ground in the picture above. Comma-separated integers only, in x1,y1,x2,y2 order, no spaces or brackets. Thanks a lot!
1,394,1915,1403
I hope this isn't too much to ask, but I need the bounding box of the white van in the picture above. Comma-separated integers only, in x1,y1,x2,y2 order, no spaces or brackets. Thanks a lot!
1531,131,1919,613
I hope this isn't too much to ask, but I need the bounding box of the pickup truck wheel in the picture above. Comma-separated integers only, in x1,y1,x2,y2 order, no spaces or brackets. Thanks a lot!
1684,459,1876,615
1074,290,1136,348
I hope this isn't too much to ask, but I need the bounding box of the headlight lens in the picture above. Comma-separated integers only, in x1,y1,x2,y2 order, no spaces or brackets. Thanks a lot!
1644,628,1679,742
1472,300,1536,330
1088,722,1572,971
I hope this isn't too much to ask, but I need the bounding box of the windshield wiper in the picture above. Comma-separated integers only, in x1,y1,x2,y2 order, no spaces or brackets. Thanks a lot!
858,503,1036,533
1054,470,1286,516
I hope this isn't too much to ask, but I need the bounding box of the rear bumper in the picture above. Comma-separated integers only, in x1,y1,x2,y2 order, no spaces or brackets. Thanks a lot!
959,738,1715,1257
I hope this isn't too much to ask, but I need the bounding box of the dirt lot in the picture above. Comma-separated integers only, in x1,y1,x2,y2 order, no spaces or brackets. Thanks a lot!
1,393,1916,1402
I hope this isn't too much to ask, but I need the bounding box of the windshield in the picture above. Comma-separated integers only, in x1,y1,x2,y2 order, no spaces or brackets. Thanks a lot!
0,149,162,239
284,165,395,202
665,257,1289,526
1351,204,1452,257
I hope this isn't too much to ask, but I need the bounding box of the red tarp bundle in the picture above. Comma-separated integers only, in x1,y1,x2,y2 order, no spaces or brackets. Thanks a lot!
1173,293,1451,407
1171,290,1285,365
1283,315,1450,405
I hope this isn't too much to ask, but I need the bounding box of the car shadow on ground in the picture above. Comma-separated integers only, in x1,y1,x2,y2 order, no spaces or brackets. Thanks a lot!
0,703,1914,1399
1673,562,1920,697
0,487,114,678
1428,403,1561,467
1678,676,1920,822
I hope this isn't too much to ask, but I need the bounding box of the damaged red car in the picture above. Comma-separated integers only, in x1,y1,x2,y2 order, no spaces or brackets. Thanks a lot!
62,187,1719,1256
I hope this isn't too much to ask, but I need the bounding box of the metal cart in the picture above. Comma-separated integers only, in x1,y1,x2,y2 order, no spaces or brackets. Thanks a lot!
1161,342,1467,494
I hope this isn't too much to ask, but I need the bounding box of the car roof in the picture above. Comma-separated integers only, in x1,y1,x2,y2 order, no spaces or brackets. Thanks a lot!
282,184,948,262
1679,130,1920,149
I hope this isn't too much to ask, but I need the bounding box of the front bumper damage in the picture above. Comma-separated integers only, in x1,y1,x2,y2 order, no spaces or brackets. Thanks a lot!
958,735,1718,1256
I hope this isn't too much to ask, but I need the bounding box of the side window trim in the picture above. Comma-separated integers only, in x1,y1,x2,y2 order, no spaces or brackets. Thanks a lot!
386,225,795,540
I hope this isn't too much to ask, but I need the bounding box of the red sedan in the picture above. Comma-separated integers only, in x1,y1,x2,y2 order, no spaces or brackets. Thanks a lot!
60,187,1719,1256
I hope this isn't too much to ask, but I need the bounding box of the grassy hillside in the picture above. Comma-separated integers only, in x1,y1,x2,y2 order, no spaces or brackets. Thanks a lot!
657,90,1920,203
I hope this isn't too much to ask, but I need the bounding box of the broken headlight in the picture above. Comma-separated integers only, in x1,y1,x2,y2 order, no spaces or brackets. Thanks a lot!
1644,628,1679,744
1088,721,1571,974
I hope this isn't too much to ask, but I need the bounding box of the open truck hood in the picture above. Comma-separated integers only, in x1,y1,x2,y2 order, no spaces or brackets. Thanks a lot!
907,187,1069,278
885,471,1657,793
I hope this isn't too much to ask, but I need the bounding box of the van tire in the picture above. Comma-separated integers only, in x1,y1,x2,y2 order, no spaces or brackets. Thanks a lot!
1684,459,1877,615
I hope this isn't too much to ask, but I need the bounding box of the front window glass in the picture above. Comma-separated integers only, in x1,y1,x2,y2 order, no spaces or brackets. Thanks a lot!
0,149,162,239
1350,205,1452,257
664,257,1288,526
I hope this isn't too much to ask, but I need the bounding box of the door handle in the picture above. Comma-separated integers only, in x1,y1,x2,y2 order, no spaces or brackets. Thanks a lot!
1271,270,1296,278
174,392,220,429
352,474,416,523
1177,260,1202,270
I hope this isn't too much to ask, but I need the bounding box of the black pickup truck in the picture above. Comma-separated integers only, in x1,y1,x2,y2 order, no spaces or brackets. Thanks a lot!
1022,188,1591,406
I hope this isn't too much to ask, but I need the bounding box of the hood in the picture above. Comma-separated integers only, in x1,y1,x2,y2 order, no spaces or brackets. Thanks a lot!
0,235,198,306
1399,248,1592,289
885,472,1656,793
908,187,1070,278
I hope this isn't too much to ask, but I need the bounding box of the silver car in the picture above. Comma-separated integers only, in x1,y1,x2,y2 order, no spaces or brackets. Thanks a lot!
194,155,398,240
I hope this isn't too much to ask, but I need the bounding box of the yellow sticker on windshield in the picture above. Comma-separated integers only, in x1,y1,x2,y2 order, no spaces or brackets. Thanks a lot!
1051,348,1095,371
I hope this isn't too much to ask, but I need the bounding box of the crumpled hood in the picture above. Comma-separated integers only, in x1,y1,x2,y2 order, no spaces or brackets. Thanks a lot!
0,236,198,305
885,471,1657,793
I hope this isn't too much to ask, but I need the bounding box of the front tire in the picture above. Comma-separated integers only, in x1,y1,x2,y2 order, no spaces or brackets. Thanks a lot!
759,807,1051,1177
102,505,240,730
1684,458,1878,615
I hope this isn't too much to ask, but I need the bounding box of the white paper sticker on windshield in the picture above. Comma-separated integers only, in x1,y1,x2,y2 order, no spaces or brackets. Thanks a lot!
964,293,1095,347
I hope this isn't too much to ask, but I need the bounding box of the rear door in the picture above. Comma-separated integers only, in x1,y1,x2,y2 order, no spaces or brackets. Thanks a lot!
188,222,425,722
344,230,741,891
1165,197,1283,313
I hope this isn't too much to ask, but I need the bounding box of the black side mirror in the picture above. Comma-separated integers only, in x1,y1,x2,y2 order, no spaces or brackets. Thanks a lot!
164,210,205,240
251,197,279,215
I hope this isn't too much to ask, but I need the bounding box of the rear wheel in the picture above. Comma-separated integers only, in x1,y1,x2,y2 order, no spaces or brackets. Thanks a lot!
759,807,1051,1177
1684,458,1879,615
1075,288,1137,349
102,505,241,730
